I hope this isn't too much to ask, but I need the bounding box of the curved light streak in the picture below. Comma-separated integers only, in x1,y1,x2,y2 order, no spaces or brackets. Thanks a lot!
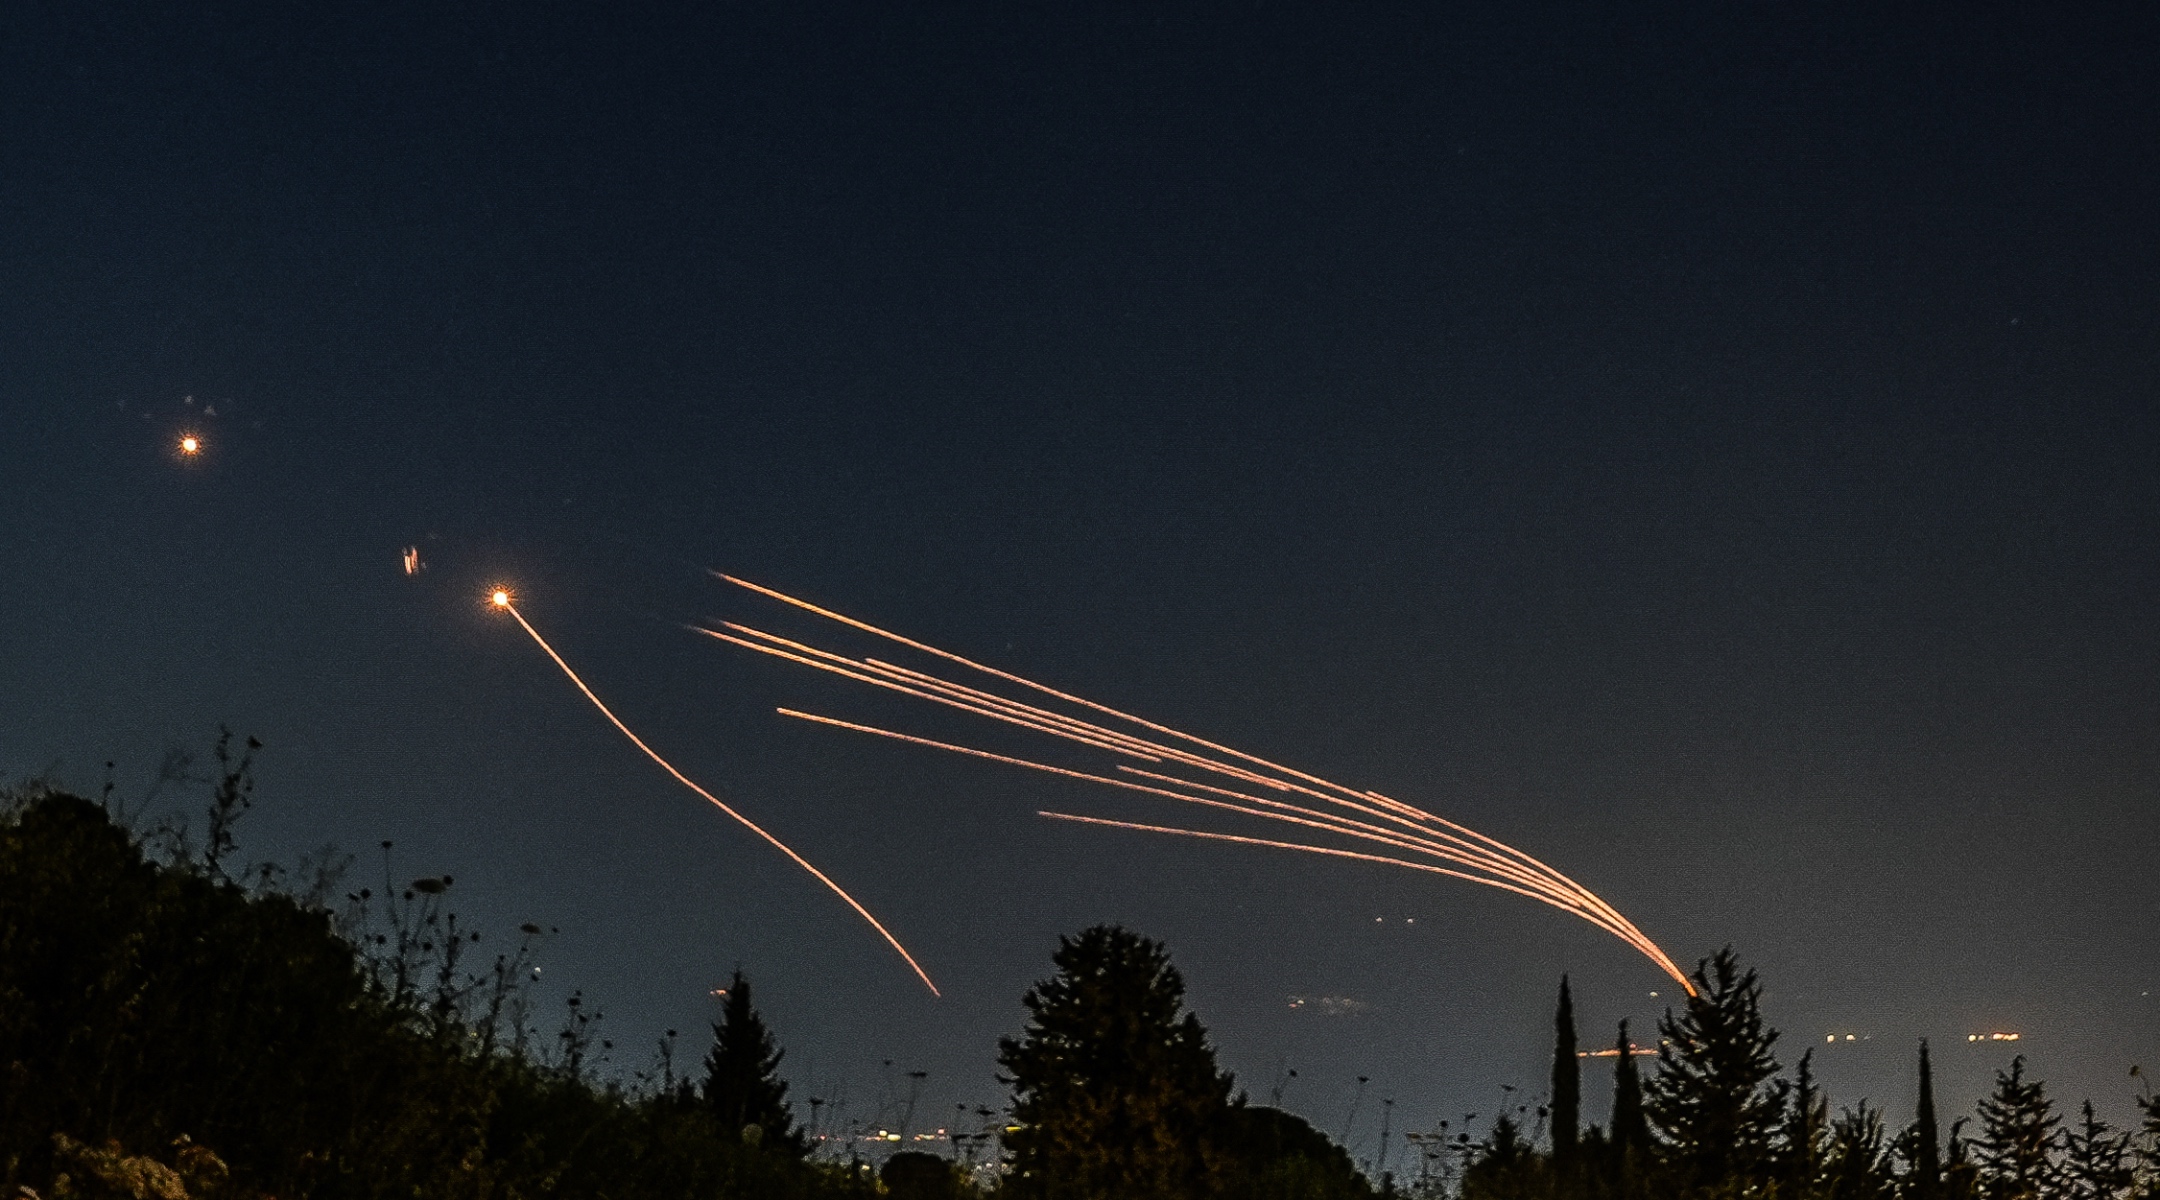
496,597,939,996
711,574,1693,995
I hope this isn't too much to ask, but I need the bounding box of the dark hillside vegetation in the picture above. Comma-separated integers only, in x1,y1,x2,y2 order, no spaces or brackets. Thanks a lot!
0,783,876,1200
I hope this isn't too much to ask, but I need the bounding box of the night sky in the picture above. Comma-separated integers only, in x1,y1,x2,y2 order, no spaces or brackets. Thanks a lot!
6,0,2157,1158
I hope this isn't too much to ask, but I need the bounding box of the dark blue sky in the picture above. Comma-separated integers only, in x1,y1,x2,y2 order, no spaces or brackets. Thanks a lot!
5,0,2157,1157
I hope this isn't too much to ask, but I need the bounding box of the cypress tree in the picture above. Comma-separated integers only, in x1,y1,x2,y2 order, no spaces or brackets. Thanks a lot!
701,968,804,1154
1552,975,1580,1164
1611,1019,1650,1160
1911,1040,1942,1200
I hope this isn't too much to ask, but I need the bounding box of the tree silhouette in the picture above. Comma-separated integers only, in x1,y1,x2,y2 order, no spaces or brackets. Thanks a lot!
997,925,1234,1200
702,968,804,1154
1973,1057,2060,1200
2136,1085,2160,1199
1910,1040,1944,1200
1610,1019,1650,1162
1783,1048,1828,1193
1551,975,1581,1165
1824,1101,1895,1200
2060,1100,2134,1200
1644,948,1784,1195
1944,1118,1984,1200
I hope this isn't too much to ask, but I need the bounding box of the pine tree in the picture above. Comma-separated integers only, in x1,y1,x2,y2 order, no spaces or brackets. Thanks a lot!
1783,1049,1828,1194
1909,1041,1943,1200
1826,1102,1896,1200
1643,948,1784,1195
1973,1057,2059,1200
2061,1100,2134,1200
701,968,804,1154
997,925,1235,1200
1552,975,1581,1165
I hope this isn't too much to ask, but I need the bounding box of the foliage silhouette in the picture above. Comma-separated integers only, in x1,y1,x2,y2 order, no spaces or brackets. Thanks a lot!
0,778,888,1200
1643,948,1786,1196
1975,1057,2062,1200
997,924,1369,1200
1550,976,1580,1168
703,967,807,1155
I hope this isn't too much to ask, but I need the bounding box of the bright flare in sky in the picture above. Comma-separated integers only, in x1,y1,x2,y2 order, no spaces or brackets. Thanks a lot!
178,434,201,455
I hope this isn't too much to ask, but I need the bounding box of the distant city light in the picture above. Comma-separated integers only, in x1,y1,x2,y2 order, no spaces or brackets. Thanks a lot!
1968,1032,2021,1042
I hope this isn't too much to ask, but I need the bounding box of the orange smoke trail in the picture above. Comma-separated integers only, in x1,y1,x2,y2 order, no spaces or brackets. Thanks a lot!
713,573,1694,995
497,600,940,997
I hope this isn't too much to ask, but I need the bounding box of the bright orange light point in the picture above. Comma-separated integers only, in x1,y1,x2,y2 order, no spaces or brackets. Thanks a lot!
178,435,201,455
490,590,512,608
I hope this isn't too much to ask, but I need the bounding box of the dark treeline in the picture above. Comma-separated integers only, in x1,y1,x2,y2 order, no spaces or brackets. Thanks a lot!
1446,958,2160,1200
6,746,2155,1200
0,767,873,1200
0,747,1365,1200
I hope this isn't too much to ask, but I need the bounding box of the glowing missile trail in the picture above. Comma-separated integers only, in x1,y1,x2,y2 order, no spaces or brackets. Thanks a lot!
724,615,1644,942
488,590,940,996
708,574,1693,994
769,700,1612,924
714,576,1635,903
774,706,1618,921
1036,810,1632,921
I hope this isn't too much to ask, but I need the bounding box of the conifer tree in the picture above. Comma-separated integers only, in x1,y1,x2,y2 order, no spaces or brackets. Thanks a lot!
2061,1100,2134,1200
1644,948,1784,1194
1783,1048,1828,1194
1909,1041,1943,1200
2137,1085,2160,1200
1463,1114,1551,1200
701,968,804,1154
1943,1119,1983,1200
998,925,1235,1200
1826,1102,1896,1200
1611,1019,1650,1160
1973,1057,2059,1200
1552,975,1581,1164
